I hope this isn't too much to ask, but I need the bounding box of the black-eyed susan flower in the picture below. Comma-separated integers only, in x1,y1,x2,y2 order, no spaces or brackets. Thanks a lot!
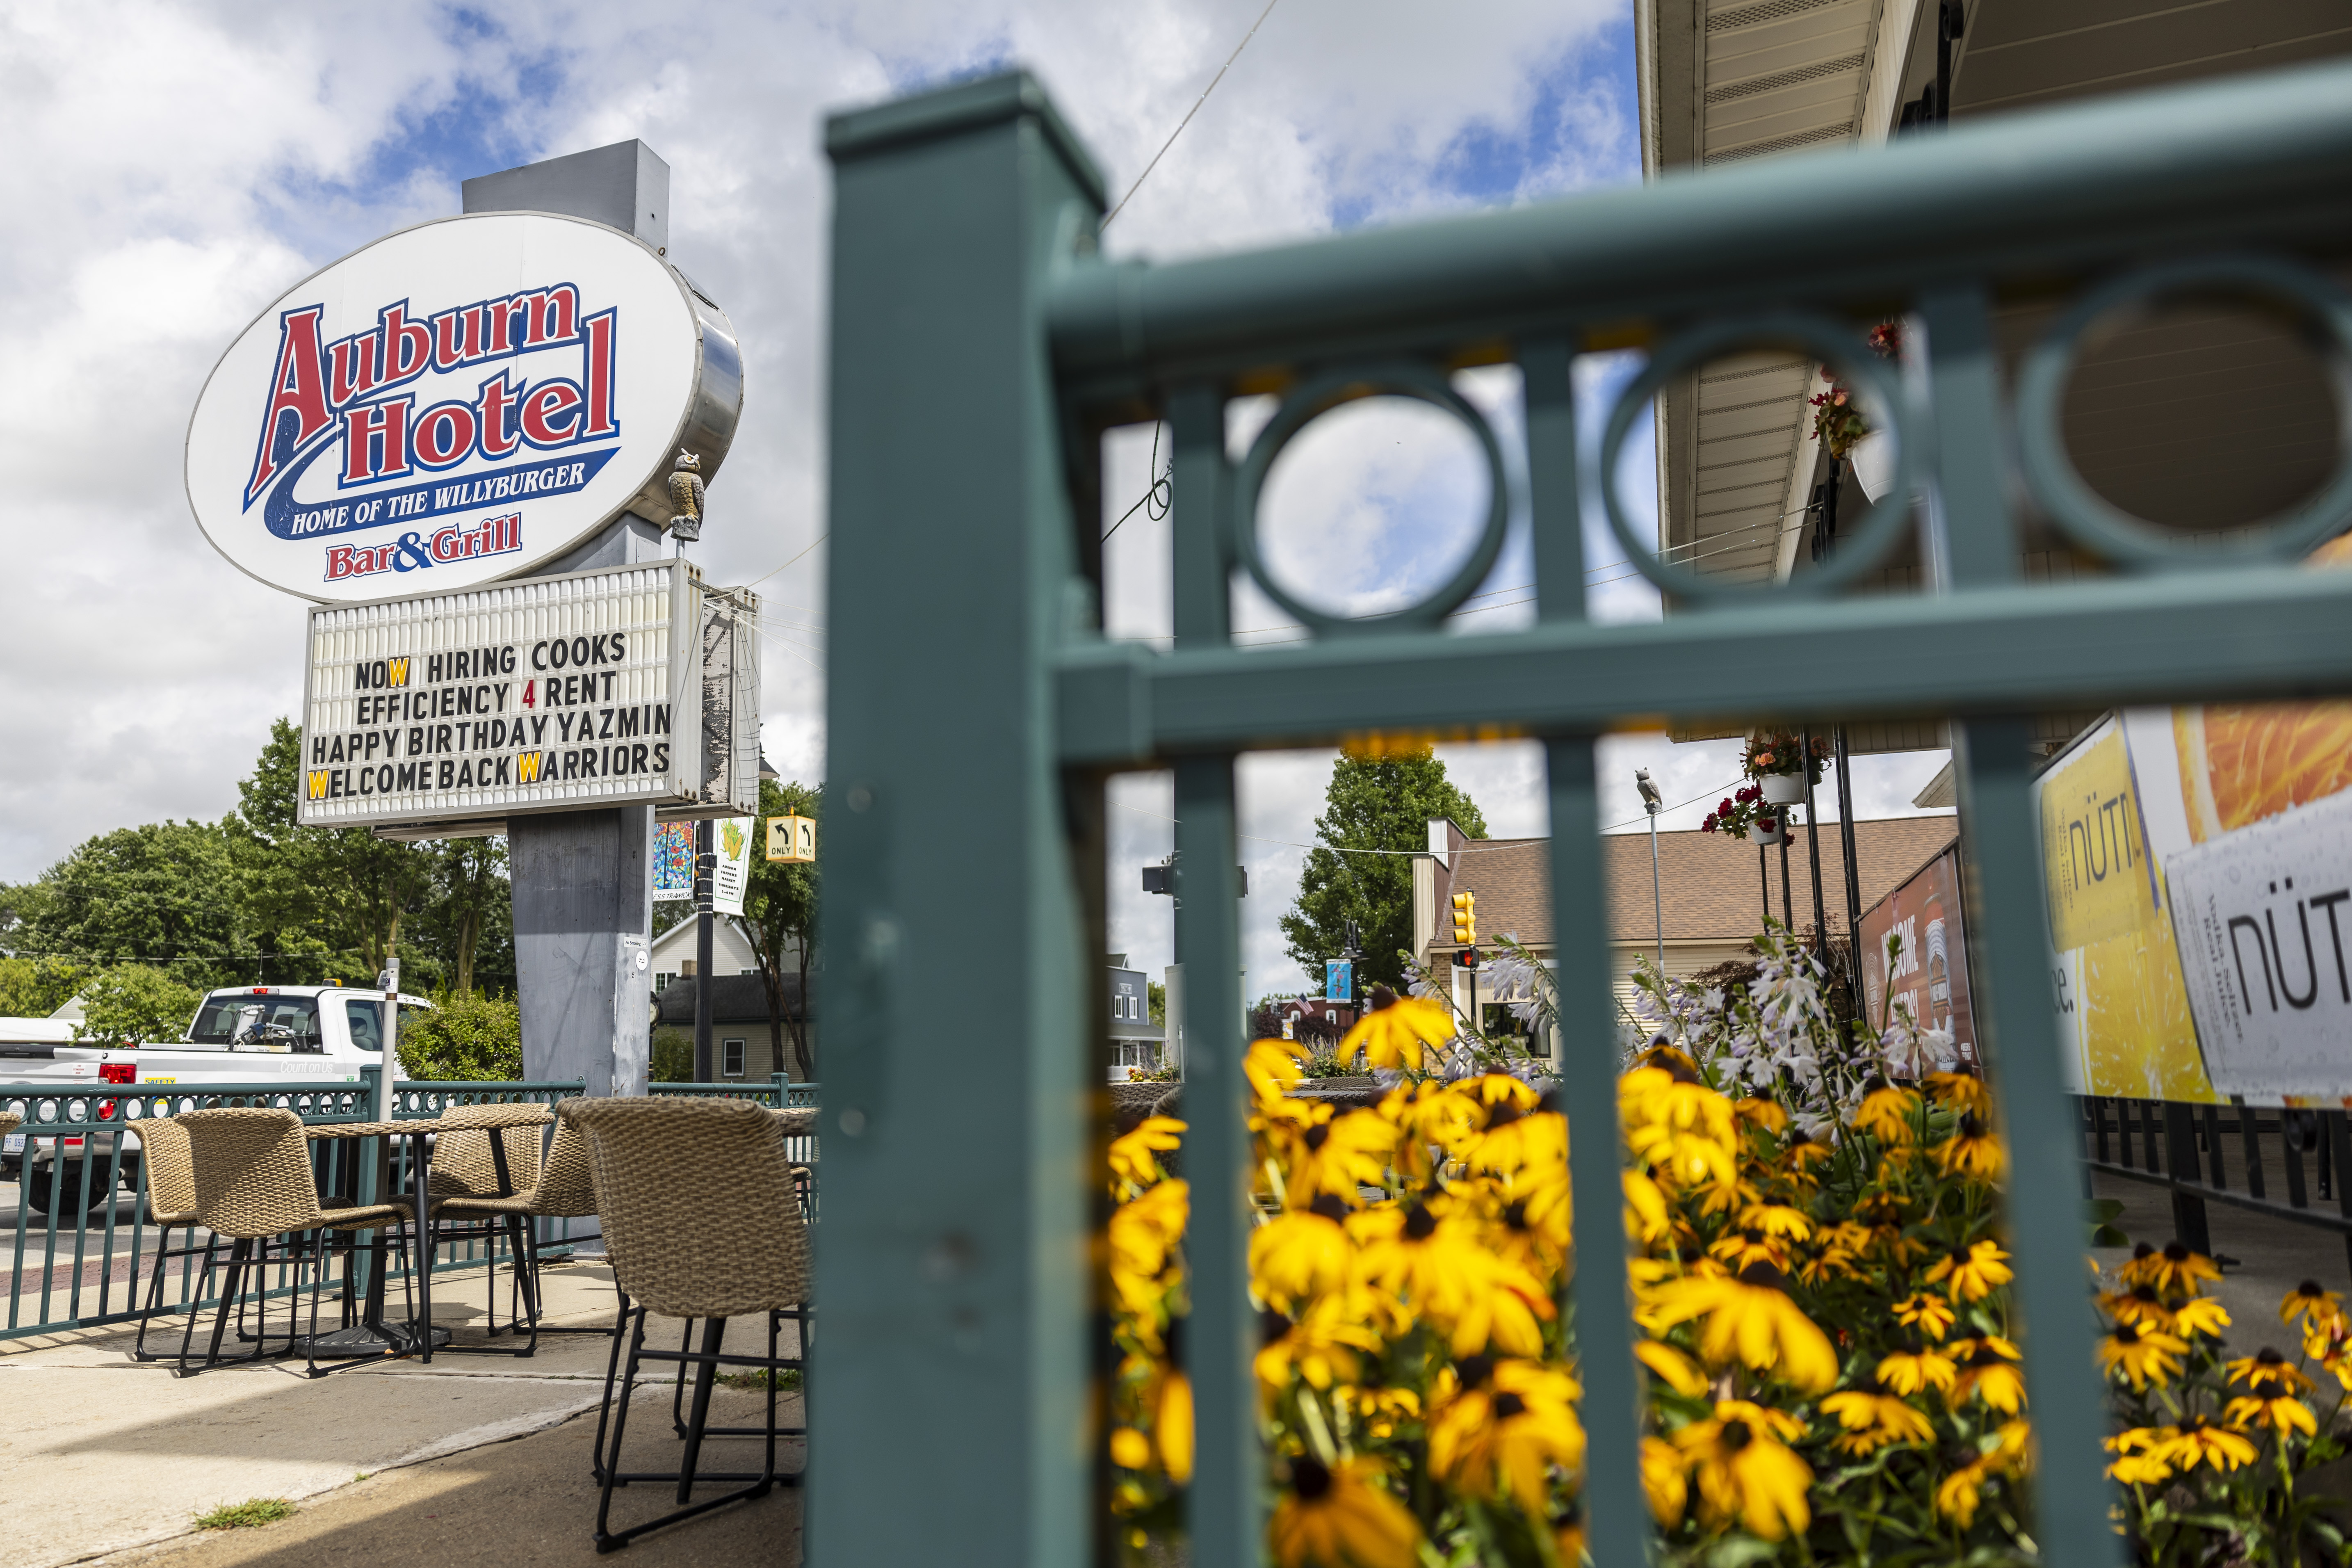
1351,1203,1554,1358
1110,1426,1153,1470
1933,1454,1996,1526
1673,1400,1814,1541
1875,1342,1958,1397
1820,1379,1935,1454
1640,1261,1838,1393
2173,1294,2230,1339
1707,1226,1791,1273
1336,990,1455,1073
2158,1416,2258,1474
1893,1292,1957,1342
2223,1347,2320,1437
1634,1339,1711,1399
1934,1113,2005,1180
1952,1337,2026,1413
1249,1197,1352,1311
1640,1436,1688,1527
1782,1128,1834,1182
1924,1070,1991,1118
1735,1096,1790,1136
1427,1357,1586,1516
1157,1320,1194,1485
2282,1278,2342,1329
1854,1080,1922,1143
2121,1240,2222,1297
1108,1115,1186,1189
1736,1202,1813,1243
2106,1425,2172,1486
1254,1296,1383,1395
2099,1319,2189,1390
1283,1110,1398,1206
1344,1385,1421,1440
1925,1239,2014,1302
1267,1455,1421,1568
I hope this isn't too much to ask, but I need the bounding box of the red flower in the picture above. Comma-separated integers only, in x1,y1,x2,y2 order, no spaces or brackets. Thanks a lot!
1700,816,1717,833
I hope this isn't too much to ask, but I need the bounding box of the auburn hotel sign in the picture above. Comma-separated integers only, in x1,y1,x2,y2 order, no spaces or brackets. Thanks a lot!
187,210,741,602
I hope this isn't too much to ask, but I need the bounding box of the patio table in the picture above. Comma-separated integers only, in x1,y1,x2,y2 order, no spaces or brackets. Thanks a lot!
299,1120,447,1363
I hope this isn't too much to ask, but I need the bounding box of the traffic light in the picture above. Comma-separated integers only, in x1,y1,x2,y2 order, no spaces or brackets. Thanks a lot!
1451,890,1476,946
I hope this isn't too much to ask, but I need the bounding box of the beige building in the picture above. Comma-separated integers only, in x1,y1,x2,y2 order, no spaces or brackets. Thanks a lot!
1412,813,1959,1023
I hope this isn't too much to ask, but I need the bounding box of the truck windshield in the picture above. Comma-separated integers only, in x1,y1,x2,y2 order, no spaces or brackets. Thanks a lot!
189,993,324,1052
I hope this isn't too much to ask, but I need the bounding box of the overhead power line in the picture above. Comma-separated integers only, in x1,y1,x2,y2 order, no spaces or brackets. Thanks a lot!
1100,0,1282,232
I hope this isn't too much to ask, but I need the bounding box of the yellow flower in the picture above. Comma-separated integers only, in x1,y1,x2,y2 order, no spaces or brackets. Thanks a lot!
1427,1356,1587,1517
1934,1113,2005,1181
2157,1417,2259,1474
2172,1295,2231,1339
1635,1340,1711,1399
1373,1080,1480,1182
1110,1427,1152,1470
1874,1344,1958,1397
2119,1240,2221,1297
1284,1110,1399,1206
1737,1203,1813,1243
1934,1459,1995,1527
2224,1348,2320,1437
2282,1278,2343,1328
1736,1097,1790,1135
1924,1071,1990,1118
1820,1383,1935,1454
1109,1179,1189,1317
1953,1337,2027,1413
1640,1262,1839,1393
2100,1319,2189,1391
1337,992,1455,1073
1783,1130,1834,1183
1158,1370,1194,1485
1640,1436,1688,1527
1255,1297,1384,1395
1620,1066,1740,1193
1268,1455,1421,1568
1462,1083,1565,1178
1108,1115,1185,1188
1623,1171,1674,1246
2107,1426,2173,1487
1707,1228,1792,1273
1925,1239,2014,1302
2227,1346,2317,1394
1892,1293,1957,1342
1247,1038,1312,1101
1345,1385,1421,1440
1351,1203,1554,1358
1250,1199,1353,1310
1854,1083,1921,1142
1673,1400,1814,1541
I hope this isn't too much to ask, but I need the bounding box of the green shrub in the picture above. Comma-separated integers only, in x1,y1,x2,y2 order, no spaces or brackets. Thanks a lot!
396,991,522,1081
650,1027,694,1083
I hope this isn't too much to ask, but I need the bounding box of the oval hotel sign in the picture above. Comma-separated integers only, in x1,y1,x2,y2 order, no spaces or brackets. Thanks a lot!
187,212,741,603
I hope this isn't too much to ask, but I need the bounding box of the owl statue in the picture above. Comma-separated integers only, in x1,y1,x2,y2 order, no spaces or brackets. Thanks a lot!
666,450,705,542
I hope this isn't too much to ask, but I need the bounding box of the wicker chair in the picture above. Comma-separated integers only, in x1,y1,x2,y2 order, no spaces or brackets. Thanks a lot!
563,1097,811,1553
170,1107,411,1378
390,1103,565,1352
128,1113,255,1363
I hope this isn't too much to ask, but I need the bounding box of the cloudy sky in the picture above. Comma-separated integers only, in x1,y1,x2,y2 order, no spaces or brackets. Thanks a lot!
0,0,1946,993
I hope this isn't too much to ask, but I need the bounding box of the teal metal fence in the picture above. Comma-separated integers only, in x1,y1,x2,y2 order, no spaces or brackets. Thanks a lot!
1,1071,586,1342
817,58,2352,1568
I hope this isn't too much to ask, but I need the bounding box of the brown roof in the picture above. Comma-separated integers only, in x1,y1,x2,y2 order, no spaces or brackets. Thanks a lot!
1437,817,1960,949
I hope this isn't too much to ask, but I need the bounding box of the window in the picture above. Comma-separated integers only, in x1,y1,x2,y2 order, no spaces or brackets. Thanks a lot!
722,1038,746,1077
191,993,323,1053
654,971,676,993
345,1000,381,1053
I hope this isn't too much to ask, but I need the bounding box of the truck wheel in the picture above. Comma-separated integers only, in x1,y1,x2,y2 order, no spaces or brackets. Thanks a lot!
24,1161,118,1218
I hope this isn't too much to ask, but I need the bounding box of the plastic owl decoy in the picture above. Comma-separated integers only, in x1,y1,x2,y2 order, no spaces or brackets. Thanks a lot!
667,450,705,541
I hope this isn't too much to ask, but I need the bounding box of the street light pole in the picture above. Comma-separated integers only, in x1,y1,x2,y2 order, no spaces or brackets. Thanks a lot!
1636,769,1665,974
694,817,715,1084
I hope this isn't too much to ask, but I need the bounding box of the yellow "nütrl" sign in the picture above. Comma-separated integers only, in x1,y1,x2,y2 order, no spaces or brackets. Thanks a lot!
2040,729,2158,950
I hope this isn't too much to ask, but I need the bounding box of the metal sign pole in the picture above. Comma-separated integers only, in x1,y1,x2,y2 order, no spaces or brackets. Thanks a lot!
694,818,715,1083
375,959,400,1124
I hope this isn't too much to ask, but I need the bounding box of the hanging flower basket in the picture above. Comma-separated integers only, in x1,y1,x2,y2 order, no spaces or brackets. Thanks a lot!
1742,730,1830,806
1700,786,1783,842
1752,812,1785,846
1761,772,1807,806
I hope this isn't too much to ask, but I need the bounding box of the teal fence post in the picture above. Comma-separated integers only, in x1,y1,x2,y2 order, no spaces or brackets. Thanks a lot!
818,73,1106,1568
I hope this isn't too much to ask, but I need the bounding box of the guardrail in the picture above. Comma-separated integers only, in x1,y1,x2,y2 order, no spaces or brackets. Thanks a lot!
0,1070,587,1342
2079,1095,2352,1276
653,1075,823,1185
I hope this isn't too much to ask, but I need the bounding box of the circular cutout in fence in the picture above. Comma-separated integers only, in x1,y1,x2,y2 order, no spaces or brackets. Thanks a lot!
2016,256,2352,567
1232,367,1510,637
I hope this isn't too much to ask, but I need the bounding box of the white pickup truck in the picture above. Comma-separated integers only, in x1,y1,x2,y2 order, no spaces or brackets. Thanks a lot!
0,984,426,1214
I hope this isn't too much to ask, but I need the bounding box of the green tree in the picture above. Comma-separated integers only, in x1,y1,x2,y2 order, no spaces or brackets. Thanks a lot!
230,718,441,981
735,780,819,1081
72,963,206,1046
411,838,511,997
0,957,83,1018
18,822,244,986
1279,747,1487,990
395,991,522,1080
649,1027,695,1083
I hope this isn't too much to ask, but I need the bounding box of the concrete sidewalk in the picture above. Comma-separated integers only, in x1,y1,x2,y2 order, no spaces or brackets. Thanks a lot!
2,1259,804,1568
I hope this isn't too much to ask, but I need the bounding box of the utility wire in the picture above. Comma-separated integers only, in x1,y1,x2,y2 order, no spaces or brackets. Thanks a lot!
1101,0,1282,232
743,531,830,591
